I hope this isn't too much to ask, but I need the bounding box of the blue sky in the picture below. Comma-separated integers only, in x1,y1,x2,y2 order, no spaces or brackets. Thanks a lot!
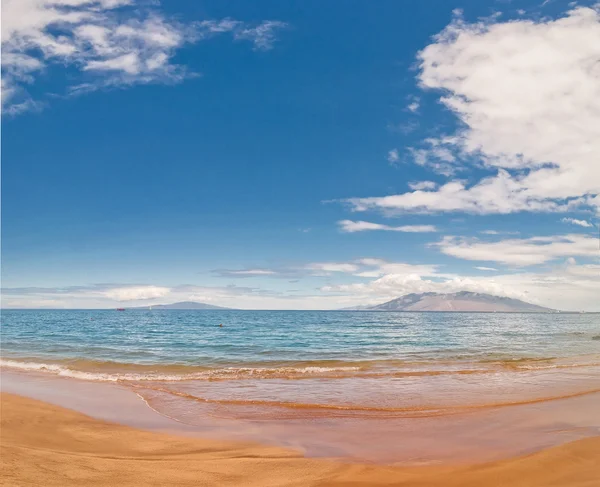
2,0,599,310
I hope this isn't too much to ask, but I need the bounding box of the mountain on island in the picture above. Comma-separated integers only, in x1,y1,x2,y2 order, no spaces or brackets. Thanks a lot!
134,301,232,310
348,292,555,312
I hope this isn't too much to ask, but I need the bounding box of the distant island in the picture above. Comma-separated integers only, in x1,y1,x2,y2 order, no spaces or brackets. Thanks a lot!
344,292,556,313
130,301,232,310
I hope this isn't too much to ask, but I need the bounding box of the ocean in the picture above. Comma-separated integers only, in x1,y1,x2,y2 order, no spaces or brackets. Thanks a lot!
2,309,599,462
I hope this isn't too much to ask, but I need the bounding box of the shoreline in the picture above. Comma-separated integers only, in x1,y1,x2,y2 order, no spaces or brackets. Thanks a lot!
1,392,599,486
2,368,600,466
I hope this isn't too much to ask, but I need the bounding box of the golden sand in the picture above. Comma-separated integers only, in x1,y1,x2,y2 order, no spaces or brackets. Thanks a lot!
1,393,599,487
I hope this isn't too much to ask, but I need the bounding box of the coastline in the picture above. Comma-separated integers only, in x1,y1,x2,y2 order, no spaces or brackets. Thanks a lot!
2,368,599,466
2,392,599,487
2,312,599,466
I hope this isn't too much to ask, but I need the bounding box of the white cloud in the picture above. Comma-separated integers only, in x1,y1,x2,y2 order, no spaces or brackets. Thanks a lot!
306,262,359,273
338,220,437,233
475,266,498,271
406,96,420,113
215,258,441,280
434,234,599,266
1,283,285,309
226,269,277,276
321,261,600,312
407,138,460,176
344,7,600,215
408,181,437,191
561,217,593,228
387,148,400,163
232,20,288,51
103,285,171,301
353,259,441,279
3,255,599,310
480,230,520,235
212,267,293,279
1,1,287,113
407,102,420,112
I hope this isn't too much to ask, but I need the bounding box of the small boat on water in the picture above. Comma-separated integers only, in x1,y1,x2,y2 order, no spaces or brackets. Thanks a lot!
116,308,126,311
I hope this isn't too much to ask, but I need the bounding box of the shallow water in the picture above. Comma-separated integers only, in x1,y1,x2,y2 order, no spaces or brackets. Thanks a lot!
2,310,599,462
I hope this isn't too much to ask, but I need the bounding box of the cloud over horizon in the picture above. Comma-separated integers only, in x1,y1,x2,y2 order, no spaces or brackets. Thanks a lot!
3,247,599,311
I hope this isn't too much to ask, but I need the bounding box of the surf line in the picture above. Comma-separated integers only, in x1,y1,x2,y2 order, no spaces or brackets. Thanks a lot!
126,384,600,418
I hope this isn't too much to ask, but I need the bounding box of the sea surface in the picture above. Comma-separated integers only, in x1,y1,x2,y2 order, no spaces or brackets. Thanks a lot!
2,309,600,462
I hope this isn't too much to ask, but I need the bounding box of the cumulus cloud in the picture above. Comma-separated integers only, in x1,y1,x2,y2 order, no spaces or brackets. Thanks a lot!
1,1,287,113
434,234,599,266
338,220,437,233
561,217,594,228
344,6,600,215
321,262,600,311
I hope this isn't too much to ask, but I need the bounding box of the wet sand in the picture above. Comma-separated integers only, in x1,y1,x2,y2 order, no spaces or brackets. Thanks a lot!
2,368,600,465
1,393,599,487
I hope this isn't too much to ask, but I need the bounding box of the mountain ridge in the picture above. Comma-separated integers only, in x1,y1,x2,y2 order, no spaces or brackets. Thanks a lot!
345,292,556,312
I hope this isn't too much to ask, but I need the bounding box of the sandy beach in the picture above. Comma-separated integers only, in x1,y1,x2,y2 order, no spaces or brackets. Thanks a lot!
1,392,599,487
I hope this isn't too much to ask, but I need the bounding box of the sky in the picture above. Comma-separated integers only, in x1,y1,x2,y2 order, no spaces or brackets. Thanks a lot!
1,0,599,311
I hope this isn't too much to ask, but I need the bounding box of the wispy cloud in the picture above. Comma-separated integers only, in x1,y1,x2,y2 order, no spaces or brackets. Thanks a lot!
232,20,288,51
387,148,400,163
561,217,594,228
213,268,278,278
1,1,287,114
406,95,420,113
305,262,360,273
480,230,520,235
387,121,418,135
338,220,437,233
0,283,287,309
408,181,437,191
434,234,599,266
1,284,170,302
475,266,498,271
4,257,600,310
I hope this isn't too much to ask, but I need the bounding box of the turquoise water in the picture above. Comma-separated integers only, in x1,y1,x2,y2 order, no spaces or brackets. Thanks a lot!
2,309,599,414
2,310,599,375
2,309,599,462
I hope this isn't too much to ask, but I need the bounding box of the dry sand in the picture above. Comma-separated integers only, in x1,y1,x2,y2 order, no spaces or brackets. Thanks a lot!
1,393,599,487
